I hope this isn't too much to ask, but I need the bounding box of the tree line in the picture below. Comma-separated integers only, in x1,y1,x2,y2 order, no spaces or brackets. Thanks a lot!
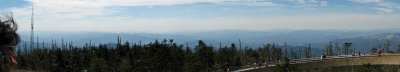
16,37,293,72
16,36,400,72
322,40,400,57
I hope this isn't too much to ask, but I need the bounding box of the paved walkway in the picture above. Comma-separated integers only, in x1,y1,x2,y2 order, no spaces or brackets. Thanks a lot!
233,53,400,72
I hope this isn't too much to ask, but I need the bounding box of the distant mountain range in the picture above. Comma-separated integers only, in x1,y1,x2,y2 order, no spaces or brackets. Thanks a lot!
14,30,400,56
16,30,400,52
331,33,400,53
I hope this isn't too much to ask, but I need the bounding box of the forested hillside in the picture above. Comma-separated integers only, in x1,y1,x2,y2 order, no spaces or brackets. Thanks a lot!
17,38,296,72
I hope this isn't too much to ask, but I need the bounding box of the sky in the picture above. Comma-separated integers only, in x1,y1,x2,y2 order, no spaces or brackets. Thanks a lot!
0,0,400,33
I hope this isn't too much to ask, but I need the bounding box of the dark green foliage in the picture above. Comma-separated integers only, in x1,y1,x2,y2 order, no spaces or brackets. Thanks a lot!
16,39,186,72
21,38,399,72
324,41,333,56
360,63,376,72
334,42,341,55
304,44,312,58
274,57,297,72
383,40,390,53
272,47,283,61
371,47,377,54
343,43,352,55
17,39,289,72
302,64,400,72
192,40,215,71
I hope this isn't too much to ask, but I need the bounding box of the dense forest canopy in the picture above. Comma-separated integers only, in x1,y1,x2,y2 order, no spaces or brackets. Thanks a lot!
16,36,400,72
16,38,289,72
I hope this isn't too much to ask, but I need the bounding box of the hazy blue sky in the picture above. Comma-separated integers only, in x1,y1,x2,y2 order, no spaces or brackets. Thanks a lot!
1,0,400,33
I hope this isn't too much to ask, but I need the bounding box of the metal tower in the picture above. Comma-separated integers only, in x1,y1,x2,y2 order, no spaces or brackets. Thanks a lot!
30,4,35,51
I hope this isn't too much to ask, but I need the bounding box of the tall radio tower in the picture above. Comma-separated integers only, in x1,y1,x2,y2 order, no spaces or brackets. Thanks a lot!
30,3,35,51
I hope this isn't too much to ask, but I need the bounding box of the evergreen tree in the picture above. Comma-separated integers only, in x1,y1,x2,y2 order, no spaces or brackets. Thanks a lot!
193,40,215,71
334,42,341,55
325,41,333,56
383,40,390,53
371,47,377,54
344,43,352,55
305,44,312,58
271,44,282,62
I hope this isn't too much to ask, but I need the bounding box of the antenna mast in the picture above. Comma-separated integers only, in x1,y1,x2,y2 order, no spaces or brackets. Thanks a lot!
30,3,35,50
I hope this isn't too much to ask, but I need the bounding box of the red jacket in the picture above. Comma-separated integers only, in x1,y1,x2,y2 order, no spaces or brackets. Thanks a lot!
378,48,381,57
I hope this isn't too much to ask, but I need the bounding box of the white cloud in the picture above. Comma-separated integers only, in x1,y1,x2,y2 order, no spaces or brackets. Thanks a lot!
16,14,400,33
376,2,400,9
374,7,394,14
349,0,383,3
251,14,400,30
8,0,283,20
288,0,328,8
320,1,328,7
221,0,283,7
289,0,306,4
289,0,325,4
6,0,285,33
5,0,399,33
349,0,400,14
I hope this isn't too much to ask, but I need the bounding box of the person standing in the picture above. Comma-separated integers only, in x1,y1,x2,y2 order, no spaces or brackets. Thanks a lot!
0,14,20,72
378,48,381,57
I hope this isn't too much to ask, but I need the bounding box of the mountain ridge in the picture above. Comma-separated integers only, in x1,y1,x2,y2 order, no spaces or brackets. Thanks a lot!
16,30,400,49
331,32,400,53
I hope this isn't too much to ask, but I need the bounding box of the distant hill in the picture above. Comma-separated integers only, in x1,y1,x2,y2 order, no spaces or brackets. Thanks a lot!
16,30,400,56
16,30,400,49
331,33,400,53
